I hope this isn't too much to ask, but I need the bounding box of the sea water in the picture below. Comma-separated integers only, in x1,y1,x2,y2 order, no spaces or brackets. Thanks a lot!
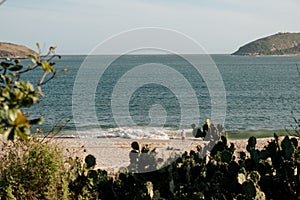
17,54,300,139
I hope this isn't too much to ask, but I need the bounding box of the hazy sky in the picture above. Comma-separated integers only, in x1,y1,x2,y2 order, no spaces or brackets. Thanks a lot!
1,0,299,54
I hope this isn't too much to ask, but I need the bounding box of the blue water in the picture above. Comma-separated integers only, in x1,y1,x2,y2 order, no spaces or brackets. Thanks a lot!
19,54,300,138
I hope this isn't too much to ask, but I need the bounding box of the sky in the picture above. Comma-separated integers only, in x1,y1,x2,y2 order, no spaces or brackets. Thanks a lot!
0,0,299,54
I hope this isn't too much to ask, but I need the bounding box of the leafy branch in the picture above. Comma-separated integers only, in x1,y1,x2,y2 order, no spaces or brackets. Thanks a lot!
0,43,60,141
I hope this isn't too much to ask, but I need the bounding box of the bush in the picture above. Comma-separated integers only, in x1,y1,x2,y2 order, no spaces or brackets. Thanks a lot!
0,138,70,199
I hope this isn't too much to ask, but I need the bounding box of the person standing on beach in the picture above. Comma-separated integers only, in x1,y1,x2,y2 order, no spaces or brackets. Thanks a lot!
129,141,140,172
181,129,186,142
202,118,211,141
202,119,210,134
191,124,202,138
191,124,205,139
191,124,197,137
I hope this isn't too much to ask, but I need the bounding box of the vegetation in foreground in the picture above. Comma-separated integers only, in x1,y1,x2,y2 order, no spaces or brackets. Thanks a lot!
0,133,300,199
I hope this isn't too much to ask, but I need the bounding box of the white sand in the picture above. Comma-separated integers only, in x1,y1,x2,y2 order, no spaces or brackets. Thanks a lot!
53,136,278,173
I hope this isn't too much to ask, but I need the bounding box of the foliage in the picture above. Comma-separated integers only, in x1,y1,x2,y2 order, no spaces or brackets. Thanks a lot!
245,134,300,199
68,154,115,200
0,134,299,199
0,44,59,141
0,138,70,199
0,138,115,200
106,135,299,199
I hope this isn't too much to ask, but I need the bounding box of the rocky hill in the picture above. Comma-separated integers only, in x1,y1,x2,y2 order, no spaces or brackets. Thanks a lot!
0,42,37,59
232,32,300,56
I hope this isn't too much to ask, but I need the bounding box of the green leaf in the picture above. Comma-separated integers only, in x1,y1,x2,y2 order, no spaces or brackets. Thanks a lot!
36,42,41,50
41,61,53,72
16,127,29,141
14,59,20,65
242,181,256,198
27,54,36,59
49,46,56,52
248,171,261,184
221,150,232,163
15,110,29,126
26,81,35,91
9,65,23,71
49,62,56,66
30,117,44,125
7,109,17,123
31,59,37,64
22,98,34,107
0,62,12,69
27,55,37,64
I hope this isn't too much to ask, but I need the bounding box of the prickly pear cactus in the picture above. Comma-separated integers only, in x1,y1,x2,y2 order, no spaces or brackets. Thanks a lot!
221,149,233,163
242,180,257,198
281,136,295,160
248,171,260,184
237,173,246,185
240,170,266,200
246,136,257,152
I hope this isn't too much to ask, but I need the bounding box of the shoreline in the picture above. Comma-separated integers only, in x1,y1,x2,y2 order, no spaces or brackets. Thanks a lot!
56,128,290,140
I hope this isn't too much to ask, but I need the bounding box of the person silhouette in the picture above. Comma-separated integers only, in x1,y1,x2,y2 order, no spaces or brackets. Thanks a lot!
181,129,186,142
129,141,140,172
202,118,211,141
191,124,198,137
191,123,205,139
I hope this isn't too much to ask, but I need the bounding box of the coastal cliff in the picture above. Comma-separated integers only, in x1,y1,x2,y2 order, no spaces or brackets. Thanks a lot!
0,42,37,59
232,32,300,56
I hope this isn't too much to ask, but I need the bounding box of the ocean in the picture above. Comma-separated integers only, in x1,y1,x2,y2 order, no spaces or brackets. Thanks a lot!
20,54,300,139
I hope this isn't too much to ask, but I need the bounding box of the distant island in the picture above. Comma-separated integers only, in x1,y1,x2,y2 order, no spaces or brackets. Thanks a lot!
0,42,37,59
232,32,300,56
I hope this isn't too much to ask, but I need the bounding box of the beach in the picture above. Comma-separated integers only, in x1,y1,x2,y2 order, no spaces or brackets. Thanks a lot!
53,136,282,173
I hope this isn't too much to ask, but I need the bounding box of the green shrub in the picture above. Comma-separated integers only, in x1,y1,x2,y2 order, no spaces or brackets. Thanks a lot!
0,138,70,199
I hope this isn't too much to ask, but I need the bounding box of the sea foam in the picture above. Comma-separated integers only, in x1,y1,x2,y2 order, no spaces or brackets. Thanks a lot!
67,127,171,140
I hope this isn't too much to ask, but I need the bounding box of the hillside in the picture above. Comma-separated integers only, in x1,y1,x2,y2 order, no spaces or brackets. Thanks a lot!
0,42,37,59
232,32,300,56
